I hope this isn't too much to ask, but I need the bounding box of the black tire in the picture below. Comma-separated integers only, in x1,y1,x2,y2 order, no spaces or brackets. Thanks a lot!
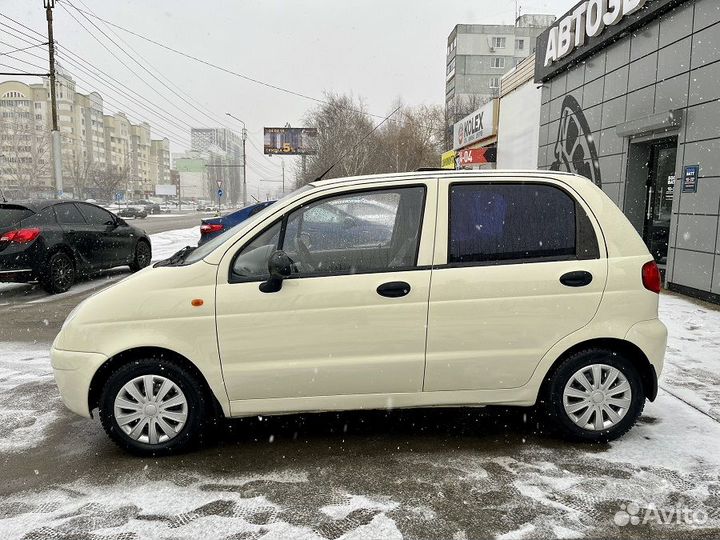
98,358,208,456
40,251,76,294
543,348,645,443
129,240,151,272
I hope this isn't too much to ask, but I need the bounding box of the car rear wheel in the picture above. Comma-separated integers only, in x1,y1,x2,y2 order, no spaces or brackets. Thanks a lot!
129,240,151,272
98,359,208,455
544,348,645,442
40,251,75,294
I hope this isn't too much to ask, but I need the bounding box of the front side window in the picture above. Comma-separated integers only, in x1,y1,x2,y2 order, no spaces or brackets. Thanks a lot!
231,186,425,280
77,203,114,226
449,183,577,264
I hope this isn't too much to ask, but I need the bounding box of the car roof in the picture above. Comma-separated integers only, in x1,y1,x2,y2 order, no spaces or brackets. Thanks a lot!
308,169,584,189
1,199,93,212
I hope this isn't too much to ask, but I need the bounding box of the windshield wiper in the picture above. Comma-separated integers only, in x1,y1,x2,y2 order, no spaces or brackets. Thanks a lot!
155,245,197,267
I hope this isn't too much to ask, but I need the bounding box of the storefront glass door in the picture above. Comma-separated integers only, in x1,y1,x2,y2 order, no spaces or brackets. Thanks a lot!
644,140,677,268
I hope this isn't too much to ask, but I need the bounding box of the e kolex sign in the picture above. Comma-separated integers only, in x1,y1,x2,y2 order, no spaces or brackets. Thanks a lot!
453,100,496,150
535,0,685,82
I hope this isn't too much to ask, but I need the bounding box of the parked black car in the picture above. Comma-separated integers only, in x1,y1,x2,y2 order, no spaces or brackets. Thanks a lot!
0,200,152,294
117,207,148,219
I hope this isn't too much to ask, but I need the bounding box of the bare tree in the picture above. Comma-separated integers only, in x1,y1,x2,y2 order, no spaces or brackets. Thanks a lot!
294,93,378,186
0,117,51,198
91,165,128,202
64,153,97,200
295,94,445,186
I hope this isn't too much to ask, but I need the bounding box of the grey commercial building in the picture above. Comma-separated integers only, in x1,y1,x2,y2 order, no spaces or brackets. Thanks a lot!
446,14,556,125
535,0,720,303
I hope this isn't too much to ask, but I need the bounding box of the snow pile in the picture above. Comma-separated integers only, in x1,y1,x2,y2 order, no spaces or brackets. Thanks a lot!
0,343,59,453
659,293,720,421
150,226,200,262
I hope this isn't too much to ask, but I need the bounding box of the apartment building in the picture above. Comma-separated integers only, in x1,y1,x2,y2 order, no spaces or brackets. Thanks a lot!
0,70,172,199
445,14,556,126
150,137,171,186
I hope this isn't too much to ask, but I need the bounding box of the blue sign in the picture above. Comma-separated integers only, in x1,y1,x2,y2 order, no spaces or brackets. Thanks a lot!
115,192,124,202
217,189,223,197
682,165,699,193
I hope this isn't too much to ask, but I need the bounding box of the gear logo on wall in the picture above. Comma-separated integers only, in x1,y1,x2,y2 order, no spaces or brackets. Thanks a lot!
550,95,602,188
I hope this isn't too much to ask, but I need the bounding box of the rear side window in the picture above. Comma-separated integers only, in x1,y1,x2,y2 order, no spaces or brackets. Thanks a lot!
0,206,32,228
449,183,580,264
55,203,86,225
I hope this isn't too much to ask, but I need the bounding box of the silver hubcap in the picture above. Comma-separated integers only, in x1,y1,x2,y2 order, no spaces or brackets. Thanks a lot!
113,375,188,445
563,364,632,431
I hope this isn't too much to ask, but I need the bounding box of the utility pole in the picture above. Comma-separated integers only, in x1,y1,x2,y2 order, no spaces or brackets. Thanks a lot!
45,0,63,199
242,126,247,207
225,113,248,207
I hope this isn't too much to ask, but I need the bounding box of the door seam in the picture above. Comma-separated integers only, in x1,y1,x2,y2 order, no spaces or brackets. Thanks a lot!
421,178,440,392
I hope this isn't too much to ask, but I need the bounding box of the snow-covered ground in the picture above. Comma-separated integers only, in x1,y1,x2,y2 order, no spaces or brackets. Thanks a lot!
0,293,719,538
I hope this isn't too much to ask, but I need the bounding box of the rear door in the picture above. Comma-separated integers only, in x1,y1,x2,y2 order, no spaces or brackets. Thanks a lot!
53,203,101,268
424,177,608,392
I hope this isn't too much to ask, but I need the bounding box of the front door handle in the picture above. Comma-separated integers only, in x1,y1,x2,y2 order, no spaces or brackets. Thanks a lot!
560,271,593,287
377,281,411,298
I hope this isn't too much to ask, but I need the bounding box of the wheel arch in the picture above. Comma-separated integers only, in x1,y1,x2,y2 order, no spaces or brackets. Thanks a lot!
537,337,658,405
88,346,224,418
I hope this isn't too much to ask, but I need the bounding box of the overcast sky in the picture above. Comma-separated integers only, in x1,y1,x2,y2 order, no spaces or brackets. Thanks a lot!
3,0,572,194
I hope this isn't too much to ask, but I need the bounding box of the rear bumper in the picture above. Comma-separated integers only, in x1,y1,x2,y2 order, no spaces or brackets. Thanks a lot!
51,346,108,418
625,318,667,401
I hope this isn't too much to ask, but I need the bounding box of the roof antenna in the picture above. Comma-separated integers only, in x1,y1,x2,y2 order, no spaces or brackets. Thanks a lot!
314,106,402,183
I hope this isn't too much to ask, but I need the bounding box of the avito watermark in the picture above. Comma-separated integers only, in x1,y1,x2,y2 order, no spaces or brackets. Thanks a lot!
614,501,708,527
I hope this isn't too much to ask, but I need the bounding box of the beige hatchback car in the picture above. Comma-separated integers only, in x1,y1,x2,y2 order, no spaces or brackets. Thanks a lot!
52,171,667,455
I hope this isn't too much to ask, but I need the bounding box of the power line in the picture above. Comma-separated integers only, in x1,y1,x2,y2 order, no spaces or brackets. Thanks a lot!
0,13,46,40
0,42,48,57
71,0,238,134
57,2,213,131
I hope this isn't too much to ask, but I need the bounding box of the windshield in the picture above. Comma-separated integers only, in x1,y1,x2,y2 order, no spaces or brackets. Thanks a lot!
182,185,311,265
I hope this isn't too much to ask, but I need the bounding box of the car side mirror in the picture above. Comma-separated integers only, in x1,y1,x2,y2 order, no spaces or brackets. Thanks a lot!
259,250,293,293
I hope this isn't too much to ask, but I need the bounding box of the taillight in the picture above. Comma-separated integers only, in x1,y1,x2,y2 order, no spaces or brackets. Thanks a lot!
200,223,223,235
642,260,662,293
0,228,41,243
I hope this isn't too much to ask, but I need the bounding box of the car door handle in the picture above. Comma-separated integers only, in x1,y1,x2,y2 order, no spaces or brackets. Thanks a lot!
560,271,593,287
377,281,411,298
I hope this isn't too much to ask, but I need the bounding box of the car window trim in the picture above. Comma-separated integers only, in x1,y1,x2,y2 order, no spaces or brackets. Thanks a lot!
445,180,600,268
227,183,428,284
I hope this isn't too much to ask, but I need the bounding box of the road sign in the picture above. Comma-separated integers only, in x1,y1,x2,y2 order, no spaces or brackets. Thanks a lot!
218,189,223,197
115,192,124,202
216,180,223,188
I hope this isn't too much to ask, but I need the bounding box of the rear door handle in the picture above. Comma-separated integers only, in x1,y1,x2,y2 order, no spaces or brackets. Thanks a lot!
377,281,411,298
560,271,593,287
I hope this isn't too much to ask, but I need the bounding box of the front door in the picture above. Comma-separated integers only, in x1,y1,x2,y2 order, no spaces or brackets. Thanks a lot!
643,140,677,269
215,181,437,403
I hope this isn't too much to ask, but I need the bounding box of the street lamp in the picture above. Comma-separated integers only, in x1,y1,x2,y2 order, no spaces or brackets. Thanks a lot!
225,112,247,207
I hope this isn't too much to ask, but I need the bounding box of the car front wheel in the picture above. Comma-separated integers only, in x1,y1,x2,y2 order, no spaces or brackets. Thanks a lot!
544,348,645,442
129,240,151,272
98,359,208,455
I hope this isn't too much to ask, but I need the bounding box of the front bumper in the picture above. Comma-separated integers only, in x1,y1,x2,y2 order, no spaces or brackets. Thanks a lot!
51,346,108,417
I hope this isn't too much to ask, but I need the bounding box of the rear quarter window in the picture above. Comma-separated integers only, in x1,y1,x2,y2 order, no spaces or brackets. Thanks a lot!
0,206,33,228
